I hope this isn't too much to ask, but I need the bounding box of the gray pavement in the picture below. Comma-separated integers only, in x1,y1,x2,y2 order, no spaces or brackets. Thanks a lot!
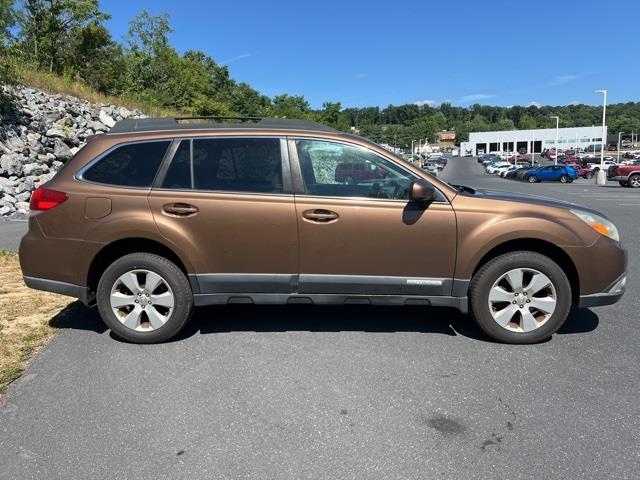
0,219,27,251
1,158,639,479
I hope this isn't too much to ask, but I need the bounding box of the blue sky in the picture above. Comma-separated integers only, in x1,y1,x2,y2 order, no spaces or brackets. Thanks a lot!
102,0,640,109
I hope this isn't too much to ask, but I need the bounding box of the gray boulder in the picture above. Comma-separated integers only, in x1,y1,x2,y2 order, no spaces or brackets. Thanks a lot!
53,139,73,161
0,154,25,176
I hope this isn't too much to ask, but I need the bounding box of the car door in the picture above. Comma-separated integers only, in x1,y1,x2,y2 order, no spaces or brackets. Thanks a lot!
148,136,299,295
289,138,457,297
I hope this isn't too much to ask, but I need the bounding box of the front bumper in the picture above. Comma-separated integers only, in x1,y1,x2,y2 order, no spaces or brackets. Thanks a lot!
578,273,626,308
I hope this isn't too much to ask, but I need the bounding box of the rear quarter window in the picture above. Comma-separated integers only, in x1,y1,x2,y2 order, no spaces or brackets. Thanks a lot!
81,141,170,187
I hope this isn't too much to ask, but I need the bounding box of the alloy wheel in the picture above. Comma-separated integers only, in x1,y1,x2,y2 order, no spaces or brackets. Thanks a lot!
629,175,640,188
110,269,175,331
487,268,557,333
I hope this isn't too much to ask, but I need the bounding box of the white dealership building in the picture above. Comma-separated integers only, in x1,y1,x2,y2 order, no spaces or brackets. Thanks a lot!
460,126,606,156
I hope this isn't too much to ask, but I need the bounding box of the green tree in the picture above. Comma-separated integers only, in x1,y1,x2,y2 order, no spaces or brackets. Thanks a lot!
19,0,110,73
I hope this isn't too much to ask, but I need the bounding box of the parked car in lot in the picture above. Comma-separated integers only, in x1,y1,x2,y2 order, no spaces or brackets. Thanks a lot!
486,161,512,174
335,160,389,184
607,161,640,187
422,161,440,174
524,165,578,183
586,160,618,173
19,117,627,344
575,166,594,179
480,154,501,165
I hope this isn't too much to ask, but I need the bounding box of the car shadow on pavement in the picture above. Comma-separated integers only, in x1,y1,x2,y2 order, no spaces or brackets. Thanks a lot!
48,302,599,344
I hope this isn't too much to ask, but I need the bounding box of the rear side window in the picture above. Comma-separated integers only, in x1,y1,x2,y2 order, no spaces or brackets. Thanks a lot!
82,141,170,187
162,138,283,194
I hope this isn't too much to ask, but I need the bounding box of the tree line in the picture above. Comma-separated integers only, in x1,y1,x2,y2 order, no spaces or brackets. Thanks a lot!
1,1,639,148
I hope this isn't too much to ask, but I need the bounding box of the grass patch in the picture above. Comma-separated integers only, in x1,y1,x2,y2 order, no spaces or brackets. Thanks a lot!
15,67,182,118
0,249,71,396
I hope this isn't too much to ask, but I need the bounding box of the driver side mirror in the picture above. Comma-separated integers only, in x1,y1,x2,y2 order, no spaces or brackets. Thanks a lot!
409,179,435,203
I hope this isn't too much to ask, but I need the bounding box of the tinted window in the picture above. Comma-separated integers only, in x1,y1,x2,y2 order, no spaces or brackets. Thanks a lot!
162,138,283,194
162,140,191,189
296,139,415,200
83,141,170,187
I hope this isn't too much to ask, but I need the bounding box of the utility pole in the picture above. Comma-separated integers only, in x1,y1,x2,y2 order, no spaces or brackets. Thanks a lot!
594,89,607,185
551,116,560,165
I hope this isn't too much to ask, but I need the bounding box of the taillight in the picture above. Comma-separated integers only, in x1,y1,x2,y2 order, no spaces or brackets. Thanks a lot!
29,187,68,211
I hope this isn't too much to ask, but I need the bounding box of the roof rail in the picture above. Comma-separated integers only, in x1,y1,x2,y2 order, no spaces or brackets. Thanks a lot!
175,116,264,123
108,116,340,135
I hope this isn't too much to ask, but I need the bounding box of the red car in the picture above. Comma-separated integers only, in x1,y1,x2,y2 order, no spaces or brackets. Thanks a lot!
334,161,389,184
575,166,594,179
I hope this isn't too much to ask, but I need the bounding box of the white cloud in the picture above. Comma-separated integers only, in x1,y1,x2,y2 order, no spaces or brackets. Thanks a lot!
569,100,581,105
528,101,541,108
458,93,496,103
414,99,437,107
220,53,252,65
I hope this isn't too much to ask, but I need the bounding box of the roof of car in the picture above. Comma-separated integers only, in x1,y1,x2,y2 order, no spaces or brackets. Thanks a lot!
108,116,340,135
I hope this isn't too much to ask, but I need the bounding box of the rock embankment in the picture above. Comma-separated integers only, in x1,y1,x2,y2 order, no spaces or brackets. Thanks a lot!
0,85,143,217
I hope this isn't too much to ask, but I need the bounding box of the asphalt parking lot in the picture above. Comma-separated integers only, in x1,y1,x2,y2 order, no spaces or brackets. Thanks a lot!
1,158,638,480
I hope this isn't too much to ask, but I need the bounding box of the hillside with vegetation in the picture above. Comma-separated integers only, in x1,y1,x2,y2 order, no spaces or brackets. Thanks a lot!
1,0,640,150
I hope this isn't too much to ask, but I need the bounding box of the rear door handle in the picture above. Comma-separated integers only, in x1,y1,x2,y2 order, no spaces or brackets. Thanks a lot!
163,203,199,217
302,209,339,222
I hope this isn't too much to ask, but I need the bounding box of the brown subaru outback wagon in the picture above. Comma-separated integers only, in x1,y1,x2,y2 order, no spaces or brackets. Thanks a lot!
19,117,627,344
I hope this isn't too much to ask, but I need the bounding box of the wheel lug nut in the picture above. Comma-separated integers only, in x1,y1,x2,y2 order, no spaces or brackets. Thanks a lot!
512,301,517,304
515,293,519,296
526,299,531,303
523,292,527,296
519,305,523,308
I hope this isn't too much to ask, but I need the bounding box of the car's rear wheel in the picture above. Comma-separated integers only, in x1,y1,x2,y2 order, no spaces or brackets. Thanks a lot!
584,172,594,179
97,253,193,343
527,175,538,183
469,251,572,344
628,174,640,188
560,174,569,183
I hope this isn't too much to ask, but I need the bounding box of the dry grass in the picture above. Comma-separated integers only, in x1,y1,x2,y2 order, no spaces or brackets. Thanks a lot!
15,67,181,118
0,250,71,395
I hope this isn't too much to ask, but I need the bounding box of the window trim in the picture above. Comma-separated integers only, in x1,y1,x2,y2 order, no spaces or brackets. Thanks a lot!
75,139,173,190
287,136,448,204
151,135,293,197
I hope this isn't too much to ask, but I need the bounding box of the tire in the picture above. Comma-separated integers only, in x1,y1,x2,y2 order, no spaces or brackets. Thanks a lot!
560,174,569,183
584,172,594,180
97,253,194,343
527,175,538,183
469,251,572,344
628,174,640,188
343,175,356,185
619,181,628,187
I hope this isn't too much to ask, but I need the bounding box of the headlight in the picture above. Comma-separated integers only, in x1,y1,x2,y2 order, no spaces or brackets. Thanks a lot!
570,209,620,242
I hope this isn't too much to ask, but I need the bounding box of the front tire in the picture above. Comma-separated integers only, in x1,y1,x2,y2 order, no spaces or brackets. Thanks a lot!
628,174,640,188
584,172,594,179
469,251,572,344
527,175,538,183
560,174,569,183
97,253,194,343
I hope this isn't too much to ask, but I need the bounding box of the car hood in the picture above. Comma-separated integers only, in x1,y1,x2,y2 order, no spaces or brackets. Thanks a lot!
461,187,583,210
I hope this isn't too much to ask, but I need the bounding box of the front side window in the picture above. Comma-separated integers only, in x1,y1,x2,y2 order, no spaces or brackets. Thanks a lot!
83,141,170,187
162,137,283,194
296,139,415,200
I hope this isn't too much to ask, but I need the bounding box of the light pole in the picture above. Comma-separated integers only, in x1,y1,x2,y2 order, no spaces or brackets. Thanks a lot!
595,89,607,184
551,116,560,165
617,131,622,163
531,130,535,165
411,139,415,157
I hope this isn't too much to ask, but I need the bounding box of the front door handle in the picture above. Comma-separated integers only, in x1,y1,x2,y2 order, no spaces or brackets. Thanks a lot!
163,203,199,217
302,209,339,223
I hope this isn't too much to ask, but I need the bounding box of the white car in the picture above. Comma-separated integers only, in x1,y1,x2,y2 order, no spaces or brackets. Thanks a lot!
486,161,511,174
587,160,617,172
498,165,518,177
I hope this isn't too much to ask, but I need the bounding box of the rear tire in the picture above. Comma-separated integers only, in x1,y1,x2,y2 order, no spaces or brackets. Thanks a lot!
560,174,569,183
343,175,356,185
584,172,594,179
527,175,538,183
97,253,193,343
469,251,572,344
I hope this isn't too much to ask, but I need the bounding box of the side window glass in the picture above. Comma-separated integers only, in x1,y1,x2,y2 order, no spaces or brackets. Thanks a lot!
296,139,415,200
162,140,191,189
83,141,170,187
193,138,282,193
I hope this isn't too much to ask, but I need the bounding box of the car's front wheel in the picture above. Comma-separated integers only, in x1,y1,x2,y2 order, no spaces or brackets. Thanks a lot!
97,253,194,343
628,174,640,188
527,175,538,183
560,174,570,183
469,251,572,344
584,172,594,179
